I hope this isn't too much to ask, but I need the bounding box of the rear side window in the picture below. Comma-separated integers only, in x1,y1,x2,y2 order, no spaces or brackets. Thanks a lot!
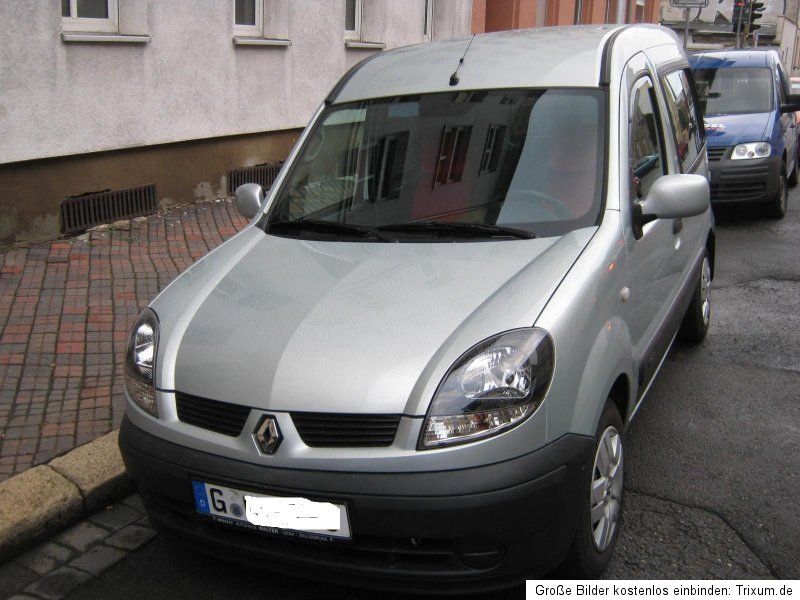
629,79,665,201
662,69,702,173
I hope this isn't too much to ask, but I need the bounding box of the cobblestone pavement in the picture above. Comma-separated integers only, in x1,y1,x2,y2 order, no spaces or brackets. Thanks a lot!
0,494,155,600
0,200,248,482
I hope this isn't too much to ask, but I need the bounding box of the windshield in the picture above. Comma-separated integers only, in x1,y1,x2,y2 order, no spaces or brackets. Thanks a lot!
264,89,606,241
693,67,774,116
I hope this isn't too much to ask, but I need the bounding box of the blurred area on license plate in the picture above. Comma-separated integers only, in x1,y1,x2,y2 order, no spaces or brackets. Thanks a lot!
192,480,351,540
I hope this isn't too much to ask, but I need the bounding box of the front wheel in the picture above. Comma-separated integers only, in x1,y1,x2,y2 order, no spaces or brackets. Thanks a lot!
564,402,624,578
678,252,711,344
766,169,788,219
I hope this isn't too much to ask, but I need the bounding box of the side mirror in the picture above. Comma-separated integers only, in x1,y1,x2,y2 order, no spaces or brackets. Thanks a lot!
633,174,709,239
235,183,265,219
780,93,800,113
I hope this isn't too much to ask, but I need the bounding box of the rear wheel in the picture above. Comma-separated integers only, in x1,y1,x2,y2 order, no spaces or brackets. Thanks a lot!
766,168,788,219
678,252,711,344
564,402,624,578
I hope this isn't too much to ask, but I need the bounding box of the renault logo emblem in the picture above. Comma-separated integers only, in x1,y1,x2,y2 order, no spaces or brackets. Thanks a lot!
254,415,282,455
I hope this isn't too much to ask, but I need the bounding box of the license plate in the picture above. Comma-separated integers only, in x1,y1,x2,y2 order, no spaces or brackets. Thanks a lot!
192,480,351,541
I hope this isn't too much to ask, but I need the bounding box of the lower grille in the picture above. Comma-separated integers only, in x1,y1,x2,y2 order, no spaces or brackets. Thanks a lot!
711,182,768,202
707,146,728,161
711,164,770,203
175,393,251,437
291,413,401,447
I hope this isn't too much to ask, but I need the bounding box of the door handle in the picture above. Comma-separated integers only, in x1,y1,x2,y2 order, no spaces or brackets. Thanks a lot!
673,218,683,235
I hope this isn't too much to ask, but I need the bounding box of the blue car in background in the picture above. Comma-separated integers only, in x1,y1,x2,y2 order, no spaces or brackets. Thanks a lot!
690,50,800,218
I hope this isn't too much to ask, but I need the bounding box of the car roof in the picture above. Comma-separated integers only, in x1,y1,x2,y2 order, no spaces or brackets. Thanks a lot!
331,24,681,104
689,49,778,69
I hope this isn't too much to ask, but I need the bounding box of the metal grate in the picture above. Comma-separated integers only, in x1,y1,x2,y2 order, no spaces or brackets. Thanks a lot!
707,147,728,161
175,392,251,437
291,412,402,447
227,162,283,196
60,184,157,235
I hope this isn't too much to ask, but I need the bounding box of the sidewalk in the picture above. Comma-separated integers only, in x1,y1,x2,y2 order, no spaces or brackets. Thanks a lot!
0,199,248,482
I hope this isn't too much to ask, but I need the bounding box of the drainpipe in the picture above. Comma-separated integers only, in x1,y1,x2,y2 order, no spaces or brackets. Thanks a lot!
616,0,628,23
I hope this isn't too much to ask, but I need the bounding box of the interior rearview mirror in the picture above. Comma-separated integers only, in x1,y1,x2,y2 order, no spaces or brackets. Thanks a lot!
780,93,800,113
633,174,709,239
235,183,266,219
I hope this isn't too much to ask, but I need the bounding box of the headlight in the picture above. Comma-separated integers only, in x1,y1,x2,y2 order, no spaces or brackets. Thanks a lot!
420,328,554,449
731,142,771,160
125,308,159,417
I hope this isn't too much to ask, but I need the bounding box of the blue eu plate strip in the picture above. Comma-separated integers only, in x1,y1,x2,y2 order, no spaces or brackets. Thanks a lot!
192,480,210,514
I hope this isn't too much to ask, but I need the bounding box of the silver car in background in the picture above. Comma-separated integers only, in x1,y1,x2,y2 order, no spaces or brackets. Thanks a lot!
120,24,714,591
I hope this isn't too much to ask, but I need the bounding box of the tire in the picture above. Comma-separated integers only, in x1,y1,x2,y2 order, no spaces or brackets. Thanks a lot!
678,251,711,344
766,168,788,219
789,161,798,188
563,401,624,578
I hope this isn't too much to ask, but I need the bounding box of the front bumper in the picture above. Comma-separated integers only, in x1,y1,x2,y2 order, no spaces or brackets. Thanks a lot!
119,416,593,593
708,151,781,205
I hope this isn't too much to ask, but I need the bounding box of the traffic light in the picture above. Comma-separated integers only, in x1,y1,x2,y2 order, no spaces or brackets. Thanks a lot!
732,0,746,33
749,1,765,31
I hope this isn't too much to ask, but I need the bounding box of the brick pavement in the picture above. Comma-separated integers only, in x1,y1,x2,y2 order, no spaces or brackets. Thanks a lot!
0,199,248,482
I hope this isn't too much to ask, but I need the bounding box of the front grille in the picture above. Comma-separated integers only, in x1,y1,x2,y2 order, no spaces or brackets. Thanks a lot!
711,164,770,203
707,146,728,161
227,162,283,195
291,413,401,447
175,392,251,437
60,184,157,234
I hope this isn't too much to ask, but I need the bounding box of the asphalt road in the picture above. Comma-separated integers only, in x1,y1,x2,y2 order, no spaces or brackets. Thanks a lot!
66,193,800,599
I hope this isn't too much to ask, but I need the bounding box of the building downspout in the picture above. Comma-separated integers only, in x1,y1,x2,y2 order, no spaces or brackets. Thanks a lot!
616,0,628,23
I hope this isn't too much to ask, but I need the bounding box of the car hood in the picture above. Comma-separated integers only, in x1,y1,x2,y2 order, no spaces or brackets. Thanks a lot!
152,225,596,416
703,112,772,147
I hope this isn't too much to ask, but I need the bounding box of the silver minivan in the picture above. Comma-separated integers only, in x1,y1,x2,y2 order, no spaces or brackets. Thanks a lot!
120,24,714,591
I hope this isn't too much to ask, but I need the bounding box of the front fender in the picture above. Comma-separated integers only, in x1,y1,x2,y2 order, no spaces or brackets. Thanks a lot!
571,317,635,435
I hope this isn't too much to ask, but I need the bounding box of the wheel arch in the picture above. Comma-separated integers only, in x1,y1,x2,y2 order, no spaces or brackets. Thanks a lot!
567,316,636,437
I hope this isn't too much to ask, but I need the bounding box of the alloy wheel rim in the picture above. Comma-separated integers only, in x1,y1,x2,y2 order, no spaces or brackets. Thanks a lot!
700,257,711,327
590,426,623,552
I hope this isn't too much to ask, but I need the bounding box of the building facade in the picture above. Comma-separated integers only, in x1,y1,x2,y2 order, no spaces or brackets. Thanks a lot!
471,0,659,32
0,0,472,244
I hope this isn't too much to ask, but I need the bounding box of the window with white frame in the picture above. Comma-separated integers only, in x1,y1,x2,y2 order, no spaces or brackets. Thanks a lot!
345,0,361,40
234,0,263,37
61,0,118,32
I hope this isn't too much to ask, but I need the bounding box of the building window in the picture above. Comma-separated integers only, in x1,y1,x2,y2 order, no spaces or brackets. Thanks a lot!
479,125,505,175
634,0,646,23
434,126,471,186
234,0,263,36
345,0,362,39
61,0,118,32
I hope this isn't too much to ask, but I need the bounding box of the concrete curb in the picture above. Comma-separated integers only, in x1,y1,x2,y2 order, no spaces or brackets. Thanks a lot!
0,430,131,563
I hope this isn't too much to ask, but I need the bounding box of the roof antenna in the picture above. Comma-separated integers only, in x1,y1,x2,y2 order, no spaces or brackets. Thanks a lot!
449,34,476,86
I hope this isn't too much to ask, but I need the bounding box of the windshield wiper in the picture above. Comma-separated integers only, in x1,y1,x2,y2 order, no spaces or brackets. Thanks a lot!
377,220,536,240
268,219,396,242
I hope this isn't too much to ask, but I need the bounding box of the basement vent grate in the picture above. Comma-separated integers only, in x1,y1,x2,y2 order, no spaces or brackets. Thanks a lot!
60,184,157,235
227,162,283,196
